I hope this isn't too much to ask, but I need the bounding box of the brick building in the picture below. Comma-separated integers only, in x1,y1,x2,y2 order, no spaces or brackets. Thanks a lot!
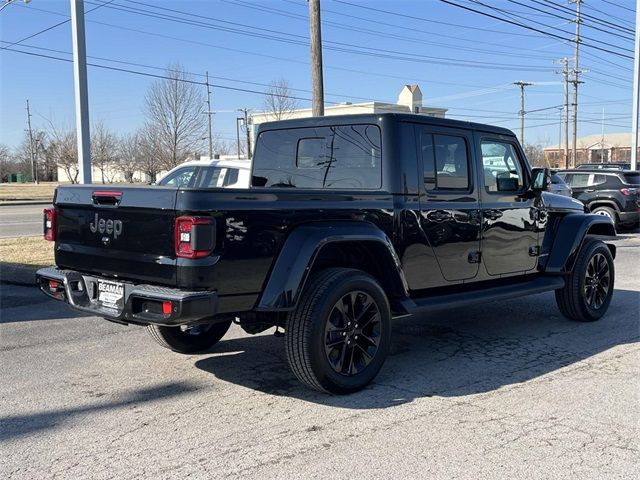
544,132,639,168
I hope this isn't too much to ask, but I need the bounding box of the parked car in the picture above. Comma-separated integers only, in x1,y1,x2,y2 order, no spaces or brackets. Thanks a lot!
37,114,616,394
550,171,572,197
556,170,640,229
156,159,251,188
575,162,631,170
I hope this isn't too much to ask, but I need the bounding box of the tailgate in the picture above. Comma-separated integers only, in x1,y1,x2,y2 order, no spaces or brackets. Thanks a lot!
54,185,179,285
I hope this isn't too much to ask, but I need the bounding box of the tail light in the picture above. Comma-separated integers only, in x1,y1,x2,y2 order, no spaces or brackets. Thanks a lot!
174,216,215,259
620,188,637,196
43,207,56,241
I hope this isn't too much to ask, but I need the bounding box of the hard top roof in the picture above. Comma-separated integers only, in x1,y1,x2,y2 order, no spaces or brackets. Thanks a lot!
256,112,515,137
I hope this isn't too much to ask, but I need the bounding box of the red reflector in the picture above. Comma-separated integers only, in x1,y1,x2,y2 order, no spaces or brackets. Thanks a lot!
162,301,172,315
48,280,59,290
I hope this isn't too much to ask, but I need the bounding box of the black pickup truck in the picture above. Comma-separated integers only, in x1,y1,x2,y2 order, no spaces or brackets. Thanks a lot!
37,114,617,394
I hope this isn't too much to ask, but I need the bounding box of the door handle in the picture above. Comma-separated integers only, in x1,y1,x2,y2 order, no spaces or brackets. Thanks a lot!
483,210,503,221
427,210,452,222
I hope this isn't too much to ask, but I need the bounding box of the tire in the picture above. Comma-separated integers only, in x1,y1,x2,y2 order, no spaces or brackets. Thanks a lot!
555,237,615,322
285,268,392,394
591,206,618,227
146,319,232,354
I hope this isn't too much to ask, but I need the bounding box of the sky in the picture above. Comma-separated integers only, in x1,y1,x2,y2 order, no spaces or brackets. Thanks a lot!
0,0,636,151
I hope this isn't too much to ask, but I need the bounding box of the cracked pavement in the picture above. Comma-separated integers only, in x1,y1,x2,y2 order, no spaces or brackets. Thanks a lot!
1,234,639,479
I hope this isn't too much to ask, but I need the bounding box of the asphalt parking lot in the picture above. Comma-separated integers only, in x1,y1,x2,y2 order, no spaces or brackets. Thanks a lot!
1,235,638,479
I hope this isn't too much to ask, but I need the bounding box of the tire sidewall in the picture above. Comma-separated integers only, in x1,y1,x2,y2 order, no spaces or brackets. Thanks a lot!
150,320,232,353
574,241,615,321
591,207,617,223
307,273,391,394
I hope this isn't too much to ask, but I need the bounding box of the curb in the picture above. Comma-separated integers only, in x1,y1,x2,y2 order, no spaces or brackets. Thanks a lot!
0,200,52,207
0,262,38,287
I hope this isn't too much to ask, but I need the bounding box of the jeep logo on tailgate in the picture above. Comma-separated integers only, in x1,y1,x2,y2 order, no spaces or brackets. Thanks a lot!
90,213,123,239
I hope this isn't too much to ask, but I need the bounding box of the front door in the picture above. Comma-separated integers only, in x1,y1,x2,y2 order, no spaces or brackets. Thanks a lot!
476,136,539,276
414,127,482,287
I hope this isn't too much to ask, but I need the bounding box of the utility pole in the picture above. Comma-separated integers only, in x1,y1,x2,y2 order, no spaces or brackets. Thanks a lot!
25,99,38,184
70,0,91,184
308,0,324,116
601,108,606,163
238,108,252,159
631,0,640,170
514,81,532,147
570,0,583,168
555,58,571,169
204,71,213,159
236,116,241,159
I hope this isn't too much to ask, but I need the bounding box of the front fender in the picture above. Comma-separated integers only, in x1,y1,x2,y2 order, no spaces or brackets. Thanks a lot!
256,222,408,311
544,213,616,274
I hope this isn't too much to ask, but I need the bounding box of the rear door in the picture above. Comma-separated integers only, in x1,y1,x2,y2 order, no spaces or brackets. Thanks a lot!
476,135,538,276
414,126,481,286
55,186,179,285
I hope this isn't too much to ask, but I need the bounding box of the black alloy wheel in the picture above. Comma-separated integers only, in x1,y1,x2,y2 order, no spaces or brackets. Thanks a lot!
286,268,391,394
323,291,382,376
584,253,611,310
555,236,615,322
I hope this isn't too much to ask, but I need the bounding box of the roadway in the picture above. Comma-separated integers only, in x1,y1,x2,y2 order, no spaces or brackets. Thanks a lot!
1,235,638,479
0,204,47,238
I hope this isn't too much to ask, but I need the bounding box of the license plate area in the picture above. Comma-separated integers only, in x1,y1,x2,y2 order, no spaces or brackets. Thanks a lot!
97,279,125,315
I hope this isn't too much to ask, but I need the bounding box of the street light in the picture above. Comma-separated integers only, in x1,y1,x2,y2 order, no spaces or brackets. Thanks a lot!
0,0,31,13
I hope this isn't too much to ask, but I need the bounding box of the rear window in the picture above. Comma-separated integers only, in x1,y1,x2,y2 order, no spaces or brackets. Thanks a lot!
251,124,382,189
623,173,640,185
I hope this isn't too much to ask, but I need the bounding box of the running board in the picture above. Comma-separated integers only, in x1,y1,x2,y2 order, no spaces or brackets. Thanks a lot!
400,276,565,315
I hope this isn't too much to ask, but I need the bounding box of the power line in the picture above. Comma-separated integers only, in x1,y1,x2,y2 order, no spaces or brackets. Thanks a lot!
530,0,634,36
467,0,633,54
600,0,635,14
0,0,115,50
226,0,564,62
438,0,633,59
82,0,556,72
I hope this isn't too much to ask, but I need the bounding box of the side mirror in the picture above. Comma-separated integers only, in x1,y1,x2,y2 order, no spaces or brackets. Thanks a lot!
531,168,551,193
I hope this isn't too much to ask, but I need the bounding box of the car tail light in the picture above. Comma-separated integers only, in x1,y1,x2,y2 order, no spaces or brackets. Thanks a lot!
43,207,56,241
620,188,637,196
174,216,215,259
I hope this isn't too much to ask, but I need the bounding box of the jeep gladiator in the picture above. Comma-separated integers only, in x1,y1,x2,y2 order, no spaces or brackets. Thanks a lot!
37,114,617,394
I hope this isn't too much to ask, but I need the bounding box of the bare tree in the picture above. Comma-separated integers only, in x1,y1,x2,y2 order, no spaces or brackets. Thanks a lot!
0,144,13,182
48,127,78,184
263,78,299,120
117,131,143,183
137,124,164,183
524,142,547,168
144,63,206,169
91,120,118,183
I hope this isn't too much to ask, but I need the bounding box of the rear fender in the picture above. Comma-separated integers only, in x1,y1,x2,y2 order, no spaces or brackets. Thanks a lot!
255,222,408,311
544,213,616,274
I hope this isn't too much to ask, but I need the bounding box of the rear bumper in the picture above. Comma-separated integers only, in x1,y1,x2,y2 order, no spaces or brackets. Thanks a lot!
35,267,217,326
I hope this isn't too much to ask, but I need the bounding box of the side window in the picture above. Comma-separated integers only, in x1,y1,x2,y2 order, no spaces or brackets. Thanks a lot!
194,167,224,188
480,141,525,193
567,173,591,188
590,174,607,186
421,133,470,191
158,167,196,187
223,168,240,186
